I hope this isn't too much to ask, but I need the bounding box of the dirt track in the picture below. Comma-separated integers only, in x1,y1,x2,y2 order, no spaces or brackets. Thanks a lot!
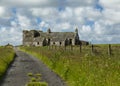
0,48,66,86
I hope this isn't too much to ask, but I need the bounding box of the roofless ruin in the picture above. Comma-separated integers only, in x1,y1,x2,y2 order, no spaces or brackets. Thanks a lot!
23,28,89,46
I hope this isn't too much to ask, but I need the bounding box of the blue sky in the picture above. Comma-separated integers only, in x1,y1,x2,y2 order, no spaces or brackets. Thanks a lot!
0,0,120,45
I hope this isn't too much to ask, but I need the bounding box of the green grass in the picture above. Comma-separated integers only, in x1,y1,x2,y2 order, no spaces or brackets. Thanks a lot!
26,73,48,86
20,45,120,86
0,46,15,80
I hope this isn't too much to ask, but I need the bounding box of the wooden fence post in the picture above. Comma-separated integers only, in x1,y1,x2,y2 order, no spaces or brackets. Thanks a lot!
64,45,66,50
80,44,82,52
48,45,49,50
55,45,56,50
108,44,111,56
91,44,94,54
59,45,61,50
71,45,73,51
51,45,53,50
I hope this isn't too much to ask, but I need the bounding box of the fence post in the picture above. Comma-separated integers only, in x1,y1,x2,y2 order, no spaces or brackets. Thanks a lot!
64,45,66,50
55,45,56,50
108,44,111,56
91,44,94,54
71,45,73,51
80,44,82,52
59,45,61,50
51,45,53,49
48,45,50,50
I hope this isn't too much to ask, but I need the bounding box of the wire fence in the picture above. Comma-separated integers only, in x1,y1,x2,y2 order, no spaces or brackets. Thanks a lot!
47,44,120,56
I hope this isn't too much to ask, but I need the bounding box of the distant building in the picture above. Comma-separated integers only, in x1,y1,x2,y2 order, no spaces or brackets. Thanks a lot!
23,28,89,46
5,43,13,48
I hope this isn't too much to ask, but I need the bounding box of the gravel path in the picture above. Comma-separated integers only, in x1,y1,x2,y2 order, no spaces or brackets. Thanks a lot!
0,48,66,86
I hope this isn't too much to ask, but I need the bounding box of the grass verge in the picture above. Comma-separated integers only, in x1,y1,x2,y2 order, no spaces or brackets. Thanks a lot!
0,46,15,80
20,45,120,86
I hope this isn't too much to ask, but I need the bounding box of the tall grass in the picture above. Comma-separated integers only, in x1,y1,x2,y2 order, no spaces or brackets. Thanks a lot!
0,47,15,80
20,45,120,86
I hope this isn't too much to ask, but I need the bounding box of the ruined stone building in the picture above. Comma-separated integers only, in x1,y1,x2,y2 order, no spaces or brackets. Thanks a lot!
23,28,89,46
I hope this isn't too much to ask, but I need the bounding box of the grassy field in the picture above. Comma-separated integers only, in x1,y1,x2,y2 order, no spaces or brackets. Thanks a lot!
0,46,15,80
20,44,120,86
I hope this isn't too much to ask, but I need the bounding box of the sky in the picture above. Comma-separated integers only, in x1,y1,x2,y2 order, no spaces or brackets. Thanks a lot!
0,0,120,45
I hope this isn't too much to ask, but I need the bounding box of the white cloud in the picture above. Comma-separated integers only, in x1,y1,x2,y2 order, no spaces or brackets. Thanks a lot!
74,7,83,17
39,21,46,27
0,0,120,45
94,25,101,35
59,7,73,19
81,25,91,33
0,27,22,45
0,0,97,7
0,6,5,17
61,22,71,30
0,6,11,18
39,21,49,29
55,22,71,30
30,8,58,18
102,9,120,24
66,0,97,7
79,25,93,41
72,7,102,24
17,14,31,28
99,0,120,9
11,21,17,27
0,0,59,7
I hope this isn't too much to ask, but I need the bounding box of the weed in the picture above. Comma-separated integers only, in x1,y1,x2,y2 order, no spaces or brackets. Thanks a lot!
26,73,48,86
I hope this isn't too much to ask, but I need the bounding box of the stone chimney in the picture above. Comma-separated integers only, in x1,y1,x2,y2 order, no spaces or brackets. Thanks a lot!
47,28,51,33
75,28,78,33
